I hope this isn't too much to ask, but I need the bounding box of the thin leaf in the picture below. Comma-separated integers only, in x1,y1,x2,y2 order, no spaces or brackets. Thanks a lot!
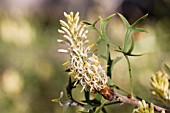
126,53,145,56
163,63,170,76
96,38,104,45
93,19,100,26
94,100,108,113
117,13,130,28
100,14,115,40
133,28,148,33
127,36,134,54
123,29,132,52
131,14,148,28
115,49,146,56
111,56,122,69
103,39,119,48
99,55,108,61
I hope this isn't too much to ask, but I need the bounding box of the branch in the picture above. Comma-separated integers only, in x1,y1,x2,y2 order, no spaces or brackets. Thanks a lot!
100,86,170,113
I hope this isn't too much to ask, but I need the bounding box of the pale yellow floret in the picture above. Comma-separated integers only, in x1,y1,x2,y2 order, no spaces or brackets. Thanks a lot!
62,61,69,66
60,20,69,29
58,49,68,53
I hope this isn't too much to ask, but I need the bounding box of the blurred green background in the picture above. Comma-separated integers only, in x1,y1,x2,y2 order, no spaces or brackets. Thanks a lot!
0,0,170,113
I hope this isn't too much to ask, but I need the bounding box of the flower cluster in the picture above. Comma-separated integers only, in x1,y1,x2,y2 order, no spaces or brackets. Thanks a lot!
58,12,108,92
133,100,155,113
133,100,165,113
151,71,170,106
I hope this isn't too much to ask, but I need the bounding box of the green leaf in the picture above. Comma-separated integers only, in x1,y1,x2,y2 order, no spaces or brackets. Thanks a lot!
118,13,148,53
107,78,114,87
99,55,108,61
94,100,108,113
127,36,134,54
117,13,130,28
131,14,148,28
96,38,104,45
111,56,122,69
125,53,145,56
100,14,115,40
133,28,148,33
103,39,118,47
123,29,132,52
115,49,146,56
163,63,170,76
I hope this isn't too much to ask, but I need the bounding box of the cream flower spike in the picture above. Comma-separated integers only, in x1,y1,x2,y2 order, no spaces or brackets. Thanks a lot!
133,100,154,113
58,12,108,92
151,71,170,106
133,100,166,113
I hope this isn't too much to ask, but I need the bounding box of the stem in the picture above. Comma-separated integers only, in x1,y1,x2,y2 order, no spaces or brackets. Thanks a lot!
124,54,133,98
106,44,112,78
113,92,170,113
100,86,170,113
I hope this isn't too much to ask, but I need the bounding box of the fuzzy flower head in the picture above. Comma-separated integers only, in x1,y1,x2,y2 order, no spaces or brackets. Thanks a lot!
58,12,108,92
151,71,170,106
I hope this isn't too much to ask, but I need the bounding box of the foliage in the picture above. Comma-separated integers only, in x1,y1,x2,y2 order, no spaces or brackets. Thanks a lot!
54,12,170,113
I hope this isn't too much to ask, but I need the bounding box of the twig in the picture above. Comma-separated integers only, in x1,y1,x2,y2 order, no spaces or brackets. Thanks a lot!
100,86,170,113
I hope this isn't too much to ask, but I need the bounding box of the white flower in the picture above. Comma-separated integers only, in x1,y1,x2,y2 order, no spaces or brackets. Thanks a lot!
58,12,108,92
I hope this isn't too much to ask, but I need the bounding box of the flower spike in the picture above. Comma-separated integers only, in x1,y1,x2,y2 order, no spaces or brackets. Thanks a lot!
58,12,108,92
